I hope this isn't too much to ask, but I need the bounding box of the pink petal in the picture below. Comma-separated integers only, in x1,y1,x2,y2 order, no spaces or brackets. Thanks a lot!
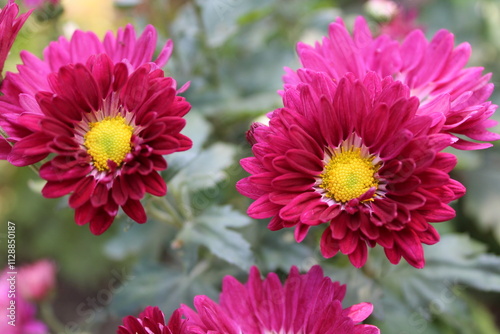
320,227,339,258
89,209,115,235
347,240,368,268
68,176,97,209
122,198,147,224
343,302,373,322
294,223,310,242
279,192,320,221
248,194,281,219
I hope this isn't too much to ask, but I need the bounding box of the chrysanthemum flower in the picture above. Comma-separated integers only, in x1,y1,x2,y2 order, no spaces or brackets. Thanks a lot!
284,16,499,150
181,265,379,334
0,0,31,78
238,70,465,268
118,306,186,334
8,54,190,234
0,25,191,235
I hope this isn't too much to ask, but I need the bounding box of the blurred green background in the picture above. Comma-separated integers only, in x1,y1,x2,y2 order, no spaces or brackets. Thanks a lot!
1,0,500,333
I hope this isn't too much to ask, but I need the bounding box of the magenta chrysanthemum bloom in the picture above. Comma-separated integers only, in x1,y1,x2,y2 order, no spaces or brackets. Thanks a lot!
0,0,31,77
284,16,499,150
118,306,186,334
8,55,190,234
181,265,379,334
238,70,465,268
0,25,191,235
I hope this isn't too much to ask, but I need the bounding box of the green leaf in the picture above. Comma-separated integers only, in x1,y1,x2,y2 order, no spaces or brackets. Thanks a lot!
363,234,500,333
103,218,176,261
253,228,314,273
170,142,237,192
109,262,219,317
176,205,254,270
419,234,500,292
462,163,500,243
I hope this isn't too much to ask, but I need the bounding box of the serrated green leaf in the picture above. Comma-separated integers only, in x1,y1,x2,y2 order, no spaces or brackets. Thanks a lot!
363,234,500,333
419,235,500,292
171,142,237,191
176,205,253,270
109,262,219,317
103,218,176,261
253,228,314,273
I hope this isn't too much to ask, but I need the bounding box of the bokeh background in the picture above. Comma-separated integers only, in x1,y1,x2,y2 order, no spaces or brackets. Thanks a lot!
1,0,500,333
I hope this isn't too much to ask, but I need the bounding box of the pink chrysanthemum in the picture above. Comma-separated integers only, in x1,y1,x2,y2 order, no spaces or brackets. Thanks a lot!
118,306,186,334
284,16,499,150
238,70,465,268
0,0,31,77
181,265,379,334
11,55,189,234
0,25,191,235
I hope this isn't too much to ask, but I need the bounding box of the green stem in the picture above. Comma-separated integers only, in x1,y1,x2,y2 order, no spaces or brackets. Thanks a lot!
40,301,66,334
152,196,184,228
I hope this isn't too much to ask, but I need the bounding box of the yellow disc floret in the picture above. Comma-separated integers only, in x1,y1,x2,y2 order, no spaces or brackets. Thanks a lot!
84,116,133,171
320,148,379,203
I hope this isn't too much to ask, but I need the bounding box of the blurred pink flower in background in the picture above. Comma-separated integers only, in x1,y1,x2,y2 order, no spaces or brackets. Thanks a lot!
379,7,423,40
284,16,499,150
22,0,60,9
18,259,56,303
365,0,424,40
0,268,48,334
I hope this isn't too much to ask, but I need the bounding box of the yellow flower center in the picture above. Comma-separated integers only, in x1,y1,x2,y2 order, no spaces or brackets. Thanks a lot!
319,148,379,203
84,116,133,171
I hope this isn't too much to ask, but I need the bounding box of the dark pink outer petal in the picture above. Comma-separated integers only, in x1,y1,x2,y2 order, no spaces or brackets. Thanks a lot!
122,199,147,224
0,137,11,158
